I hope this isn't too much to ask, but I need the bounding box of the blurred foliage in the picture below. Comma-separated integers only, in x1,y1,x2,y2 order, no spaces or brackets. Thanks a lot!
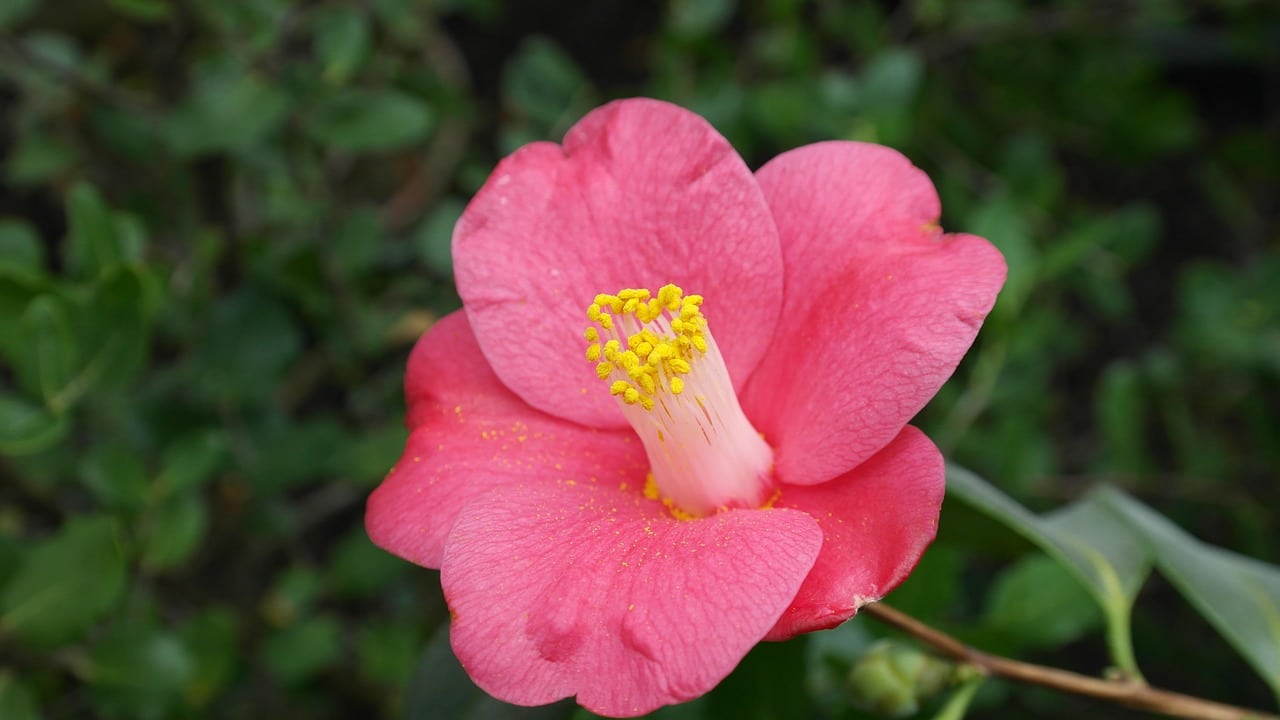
1,0,1278,718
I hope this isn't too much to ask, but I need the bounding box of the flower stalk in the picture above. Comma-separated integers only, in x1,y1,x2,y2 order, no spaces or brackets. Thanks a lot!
862,602,1279,720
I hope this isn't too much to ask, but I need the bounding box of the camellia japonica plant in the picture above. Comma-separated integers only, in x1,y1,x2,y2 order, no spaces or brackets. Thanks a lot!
367,99,1280,720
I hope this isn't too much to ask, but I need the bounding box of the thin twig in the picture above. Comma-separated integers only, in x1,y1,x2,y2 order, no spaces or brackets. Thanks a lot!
862,602,1279,720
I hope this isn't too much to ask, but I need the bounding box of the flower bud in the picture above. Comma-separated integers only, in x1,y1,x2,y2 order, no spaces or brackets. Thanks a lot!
846,641,955,717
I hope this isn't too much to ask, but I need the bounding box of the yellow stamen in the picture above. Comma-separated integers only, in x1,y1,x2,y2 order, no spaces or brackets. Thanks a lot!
582,283,774,518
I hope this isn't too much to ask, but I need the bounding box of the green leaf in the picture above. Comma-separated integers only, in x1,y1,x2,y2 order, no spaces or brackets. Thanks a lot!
4,130,77,185
0,219,43,277
983,554,1101,649
262,615,342,685
929,678,984,720
66,183,126,279
328,527,410,599
18,294,78,407
0,516,127,648
859,48,924,113
414,198,464,276
946,465,1150,675
65,267,153,403
166,66,290,157
358,618,421,686
139,492,208,571
313,5,370,84
85,621,194,717
304,89,433,152
79,441,151,512
0,392,69,455
0,0,38,28
0,672,40,720
1101,488,1280,702
156,430,227,496
709,636,812,720
179,608,239,707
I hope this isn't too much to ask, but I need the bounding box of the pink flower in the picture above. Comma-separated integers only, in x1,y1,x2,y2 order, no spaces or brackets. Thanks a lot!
367,98,1005,717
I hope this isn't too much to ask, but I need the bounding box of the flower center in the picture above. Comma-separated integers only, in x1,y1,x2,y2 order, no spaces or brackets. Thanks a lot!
584,284,774,517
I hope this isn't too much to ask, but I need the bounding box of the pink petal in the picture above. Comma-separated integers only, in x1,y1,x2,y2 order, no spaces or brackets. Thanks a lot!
454,98,784,429
743,141,1006,486
366,311,647,568
442,481,822,716
403,310,522,430
765,426,943,640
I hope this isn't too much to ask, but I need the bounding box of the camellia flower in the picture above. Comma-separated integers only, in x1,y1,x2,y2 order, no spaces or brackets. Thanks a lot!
367,98,1005,717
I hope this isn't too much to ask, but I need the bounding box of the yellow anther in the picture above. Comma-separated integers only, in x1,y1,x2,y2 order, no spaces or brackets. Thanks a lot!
583,283,715,413
636,372,656,395
658,284,682,309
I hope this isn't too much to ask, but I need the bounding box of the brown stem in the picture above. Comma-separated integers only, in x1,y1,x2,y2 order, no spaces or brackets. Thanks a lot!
861,602,1279,720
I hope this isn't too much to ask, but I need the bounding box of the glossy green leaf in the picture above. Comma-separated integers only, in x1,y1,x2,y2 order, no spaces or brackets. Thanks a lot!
1101,488,1280,702
414,198,464,276
66,183,125,279
139,492,208,571
304,89,433,152
358,619,421,686
79,441,150,512
166,67,290,156
929,678,984,720
156,430,227,495
328,528,410,599
70,267,152,399
4,130,76,185
0,0,38,28
0,393,69,455
18,294,78,408
0,219,43,277
313,5,370,84
984,554,1101,649
85,621,194,717
262,615,342,685
0,516,127,648
947,465,1150,675
179,608,239,708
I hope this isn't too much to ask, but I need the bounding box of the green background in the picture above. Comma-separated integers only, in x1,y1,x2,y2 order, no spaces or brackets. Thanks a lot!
1,1,1277,718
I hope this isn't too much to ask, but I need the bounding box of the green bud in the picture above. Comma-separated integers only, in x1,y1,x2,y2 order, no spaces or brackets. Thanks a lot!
846,641,956,717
